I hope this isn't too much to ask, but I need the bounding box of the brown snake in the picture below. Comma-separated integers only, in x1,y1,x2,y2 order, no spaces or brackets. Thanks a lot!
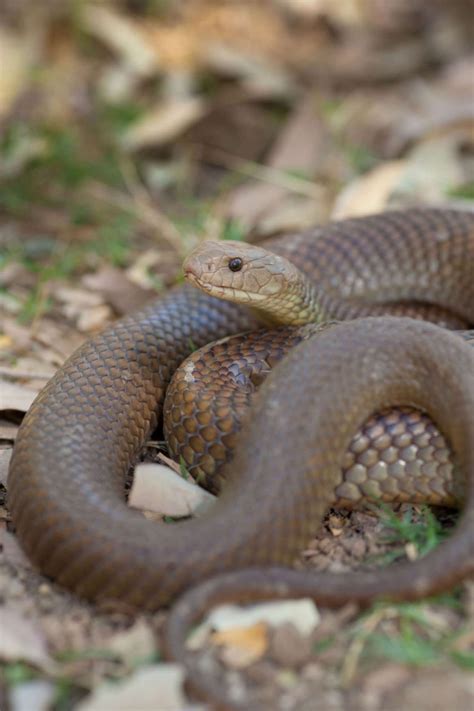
7,208,474,708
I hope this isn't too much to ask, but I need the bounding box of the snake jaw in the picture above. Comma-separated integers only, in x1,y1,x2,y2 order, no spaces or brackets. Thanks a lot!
184,268,268,305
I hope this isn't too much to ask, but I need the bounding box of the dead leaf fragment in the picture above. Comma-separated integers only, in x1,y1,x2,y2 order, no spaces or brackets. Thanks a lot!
76,305,113,333
129,463,216,518
0,448,12,487
105,619,156,666
0,529,32,570
269,622,313,668
0,380,40,413
212,622,268,669
0,606,52,669
334,129,473,218
0,420,19,440
77,664,198,711
121,97,207,151
332,160,405,219
226,95,328,230
0,25,41,118
196,599,320,639
82,267,152,315
81,5,158,77
55,287,105,309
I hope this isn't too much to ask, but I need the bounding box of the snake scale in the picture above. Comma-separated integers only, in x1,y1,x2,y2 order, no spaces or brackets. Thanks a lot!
7,208,474,707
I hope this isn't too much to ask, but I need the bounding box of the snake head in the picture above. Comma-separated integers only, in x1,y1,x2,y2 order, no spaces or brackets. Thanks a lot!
183,240,300,307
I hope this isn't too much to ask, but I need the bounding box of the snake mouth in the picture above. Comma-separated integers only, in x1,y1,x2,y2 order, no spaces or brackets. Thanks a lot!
184,270,267,304
183,269,200,287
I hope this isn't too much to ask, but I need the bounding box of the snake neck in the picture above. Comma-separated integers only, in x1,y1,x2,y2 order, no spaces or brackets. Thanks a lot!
250,269,326,327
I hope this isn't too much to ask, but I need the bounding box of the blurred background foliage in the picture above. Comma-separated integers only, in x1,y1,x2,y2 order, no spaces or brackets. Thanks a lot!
0,0,473,330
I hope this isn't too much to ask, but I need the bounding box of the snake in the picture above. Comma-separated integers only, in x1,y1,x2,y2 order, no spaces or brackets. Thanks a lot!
7,208,474,708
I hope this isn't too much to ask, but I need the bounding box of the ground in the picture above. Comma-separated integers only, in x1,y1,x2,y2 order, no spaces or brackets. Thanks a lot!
0,2,473,710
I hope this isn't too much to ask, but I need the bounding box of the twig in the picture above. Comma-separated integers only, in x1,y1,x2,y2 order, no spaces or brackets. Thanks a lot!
0,366,52,380
340,607,392,686
193,144,324,199
85,181,184,253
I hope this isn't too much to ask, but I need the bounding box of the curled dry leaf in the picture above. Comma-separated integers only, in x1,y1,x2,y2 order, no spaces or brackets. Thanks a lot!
129,463,216,518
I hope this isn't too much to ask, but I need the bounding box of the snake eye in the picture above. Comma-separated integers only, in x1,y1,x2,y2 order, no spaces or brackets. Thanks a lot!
228,257,243,272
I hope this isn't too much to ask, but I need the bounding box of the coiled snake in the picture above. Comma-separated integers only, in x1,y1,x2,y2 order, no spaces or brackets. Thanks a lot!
7,208,474,708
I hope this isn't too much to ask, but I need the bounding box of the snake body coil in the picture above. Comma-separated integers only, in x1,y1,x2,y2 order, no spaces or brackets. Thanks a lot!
8,209,474,615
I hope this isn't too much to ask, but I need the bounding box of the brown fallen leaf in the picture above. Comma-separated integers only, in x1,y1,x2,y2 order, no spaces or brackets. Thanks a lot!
82,267,152,316
33,319,85,361
225,95,329,231
0,318,32,350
